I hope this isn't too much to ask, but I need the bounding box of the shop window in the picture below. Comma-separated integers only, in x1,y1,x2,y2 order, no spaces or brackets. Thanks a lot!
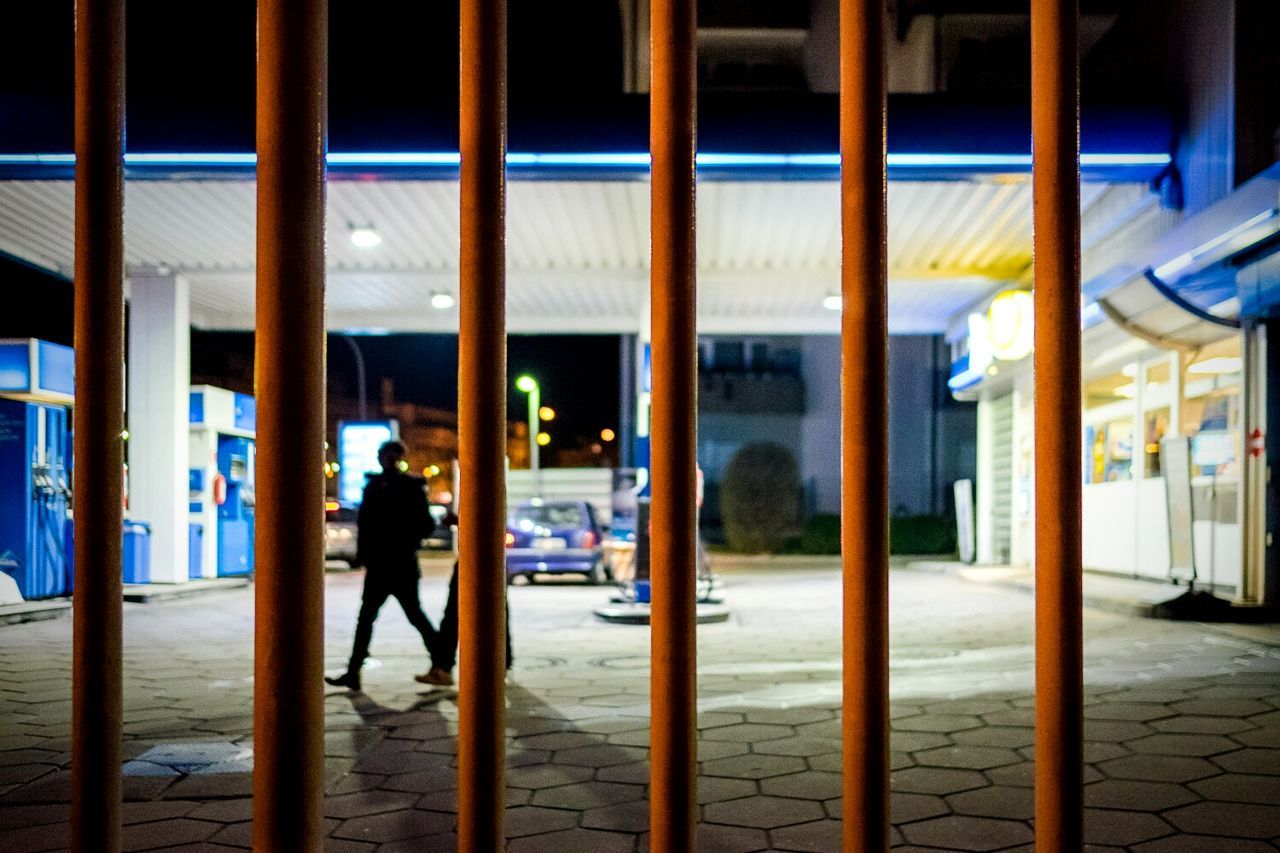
1181,334,1243,479
1144,360,1171,397
1086,418,1134,483
1144,407,1170,477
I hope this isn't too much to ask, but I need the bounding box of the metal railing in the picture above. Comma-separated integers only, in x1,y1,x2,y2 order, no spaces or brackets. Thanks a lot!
69,0,1083,849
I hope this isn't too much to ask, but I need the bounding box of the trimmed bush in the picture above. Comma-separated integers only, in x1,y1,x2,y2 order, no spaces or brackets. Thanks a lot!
720,442,803,553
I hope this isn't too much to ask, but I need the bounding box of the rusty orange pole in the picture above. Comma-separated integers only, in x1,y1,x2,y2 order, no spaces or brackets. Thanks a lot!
1032,0,1084,849
458,0,508,847
840,0,890,849
71,1,126,850
649,0,698,848
253,0,328,849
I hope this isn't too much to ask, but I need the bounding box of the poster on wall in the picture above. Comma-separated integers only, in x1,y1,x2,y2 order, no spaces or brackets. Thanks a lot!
1161,435,1196,584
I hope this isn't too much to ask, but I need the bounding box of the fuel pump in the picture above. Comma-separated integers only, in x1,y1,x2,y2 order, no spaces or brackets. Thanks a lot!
0,340,74,601
189,386,256,578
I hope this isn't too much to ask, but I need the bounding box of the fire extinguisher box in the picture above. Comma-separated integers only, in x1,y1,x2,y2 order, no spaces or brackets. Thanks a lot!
122,521,152,585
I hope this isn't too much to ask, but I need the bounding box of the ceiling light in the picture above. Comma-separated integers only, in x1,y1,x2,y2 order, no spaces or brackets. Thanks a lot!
430,291,456,310
822,294,842,311
1121,363,1138,378
1114,383,1137,398
1188,356,1243,375
350,225,382,248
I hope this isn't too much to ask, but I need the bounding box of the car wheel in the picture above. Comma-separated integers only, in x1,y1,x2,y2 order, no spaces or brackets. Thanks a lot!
588,558,609,586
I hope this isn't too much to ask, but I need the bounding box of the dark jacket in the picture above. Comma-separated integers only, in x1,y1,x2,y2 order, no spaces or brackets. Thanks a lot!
356,470,435,571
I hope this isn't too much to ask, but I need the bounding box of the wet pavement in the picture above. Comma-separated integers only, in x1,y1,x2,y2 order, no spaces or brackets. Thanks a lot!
2,557,1279,851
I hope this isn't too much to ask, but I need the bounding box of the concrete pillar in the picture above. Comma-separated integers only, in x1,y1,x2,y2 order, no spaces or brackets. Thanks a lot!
127,275,190,584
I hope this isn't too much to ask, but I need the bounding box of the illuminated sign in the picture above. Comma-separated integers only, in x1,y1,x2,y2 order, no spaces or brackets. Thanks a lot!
986,290,1034,361
338,421,398,504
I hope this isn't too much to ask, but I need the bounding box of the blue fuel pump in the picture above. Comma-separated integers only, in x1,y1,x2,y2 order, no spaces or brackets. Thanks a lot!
0,340,74,601
215,434,255,576
189,386,256,578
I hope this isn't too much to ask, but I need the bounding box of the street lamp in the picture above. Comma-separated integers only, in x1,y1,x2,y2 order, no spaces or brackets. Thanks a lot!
515,374,541,496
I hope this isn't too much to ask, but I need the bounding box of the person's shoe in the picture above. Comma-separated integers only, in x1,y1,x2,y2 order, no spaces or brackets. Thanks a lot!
324,671,361,691
414,667,454,687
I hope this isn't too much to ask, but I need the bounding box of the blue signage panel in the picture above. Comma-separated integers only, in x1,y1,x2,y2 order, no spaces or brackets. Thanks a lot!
189,391,205,425
36,341,74,396
233,393,256,432
0,342,31,392
338,421,396,504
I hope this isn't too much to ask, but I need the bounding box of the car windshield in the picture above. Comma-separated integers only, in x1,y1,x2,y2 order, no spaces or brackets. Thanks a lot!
510,504,586,529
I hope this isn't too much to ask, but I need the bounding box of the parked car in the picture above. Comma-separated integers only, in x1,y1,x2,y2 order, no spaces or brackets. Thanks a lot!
505,499,607,584
324,500,359,566
426,503,457,551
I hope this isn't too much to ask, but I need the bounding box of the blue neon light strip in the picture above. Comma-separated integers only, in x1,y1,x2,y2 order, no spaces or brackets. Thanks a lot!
0,151,1172,170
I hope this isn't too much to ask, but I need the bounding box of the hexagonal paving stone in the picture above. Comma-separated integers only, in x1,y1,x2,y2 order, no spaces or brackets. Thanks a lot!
701,723,794,743
1125,734,1239,757
760,771,841,801
1131,835,1276,852
1164,801,1280,838
901,815,1033,851
1211,748,1280,775
893,714,984,734
743,708,832,726
911,745,1023,770
770,818,843,852
554,744,650,768
1085,720,1156,742
703,794,825,829
890,766,989,795
1083,779,1199,812
1170,699,1273,717
694,822,769,852
1083,808,1174,847
505,763,595,790
1097,754,1221,783
952,726,1036,749
530,780,644,810
889,791,950,824
698,775,758,804
324,790,421,819
580,799,648,833
1150,716,1256,735
501,805,581,839
507,827,635,853
701,753,807,780
946,785,1035,820
332,808,455,843
1189,772,1280,804
1084,704,1175,722
751,737,839,758
890,731,951,752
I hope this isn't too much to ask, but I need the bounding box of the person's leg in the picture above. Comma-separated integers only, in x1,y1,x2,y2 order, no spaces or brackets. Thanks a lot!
436,560,460,671
391,570,440,660
328,572,389,688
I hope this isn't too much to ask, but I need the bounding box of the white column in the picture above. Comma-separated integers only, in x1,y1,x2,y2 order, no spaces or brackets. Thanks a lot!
127,275,190,583
974,396,996,564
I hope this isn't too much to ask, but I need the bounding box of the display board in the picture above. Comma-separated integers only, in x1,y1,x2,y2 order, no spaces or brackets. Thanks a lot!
338,420,399,504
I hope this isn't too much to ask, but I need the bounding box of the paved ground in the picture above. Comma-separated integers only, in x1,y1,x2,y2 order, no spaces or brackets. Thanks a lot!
2,557,1280,852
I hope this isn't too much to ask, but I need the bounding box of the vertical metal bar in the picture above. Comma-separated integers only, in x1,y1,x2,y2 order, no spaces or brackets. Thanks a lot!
458,0,508,846
1031,0,1084,848
839,0,890,849
649,0,698,847
253,0,328,849
71,1,125,849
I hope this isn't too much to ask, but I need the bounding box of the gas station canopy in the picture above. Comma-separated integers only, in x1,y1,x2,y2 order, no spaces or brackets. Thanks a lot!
0,97,1176,335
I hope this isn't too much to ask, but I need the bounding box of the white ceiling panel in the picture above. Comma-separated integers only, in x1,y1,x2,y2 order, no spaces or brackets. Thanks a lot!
0,177,1156,335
